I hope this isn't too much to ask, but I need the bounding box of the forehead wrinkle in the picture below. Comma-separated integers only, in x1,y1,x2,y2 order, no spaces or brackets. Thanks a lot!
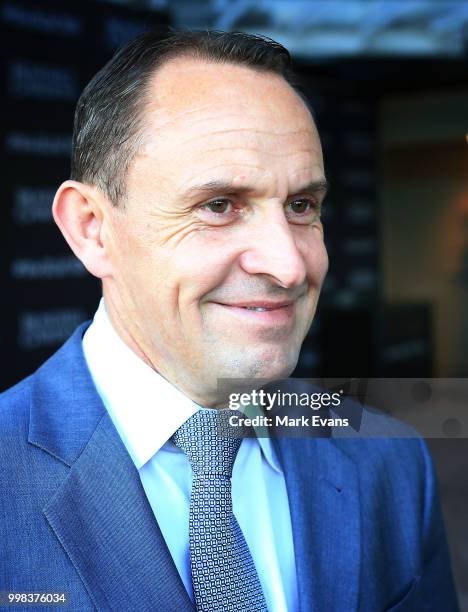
141,125,314,150
141,58,316,150
178,170,281,201
178,162,268,190
172,153,325,199
139,105,316,154
138,135,319,165
163,129,318,161
177,166,327,202
146,71,312,120
143,102,239,133
137,125,309,160
165,146,322,179
292,166,326,180
177,164,328,199
193,146,319,158
177,126,314,144
143,99,311,140
136,103,233,157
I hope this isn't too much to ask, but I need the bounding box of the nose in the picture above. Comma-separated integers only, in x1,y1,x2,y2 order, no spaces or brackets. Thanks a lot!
238,214,309,289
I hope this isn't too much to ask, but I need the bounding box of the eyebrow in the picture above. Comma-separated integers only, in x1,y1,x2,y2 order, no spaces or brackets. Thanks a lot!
181,178,329,200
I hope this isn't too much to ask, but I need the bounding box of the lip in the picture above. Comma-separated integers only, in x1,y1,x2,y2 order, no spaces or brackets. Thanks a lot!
212,301,295,325
219,300,294,309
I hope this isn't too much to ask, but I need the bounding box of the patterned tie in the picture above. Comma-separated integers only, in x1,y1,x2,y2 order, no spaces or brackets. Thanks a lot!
171,408,268,612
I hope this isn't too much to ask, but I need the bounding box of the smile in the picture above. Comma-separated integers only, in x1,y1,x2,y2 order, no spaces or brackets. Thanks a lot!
212,301,295,325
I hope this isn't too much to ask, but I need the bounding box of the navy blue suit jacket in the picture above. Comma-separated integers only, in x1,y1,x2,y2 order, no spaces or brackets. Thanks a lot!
0,323,459,611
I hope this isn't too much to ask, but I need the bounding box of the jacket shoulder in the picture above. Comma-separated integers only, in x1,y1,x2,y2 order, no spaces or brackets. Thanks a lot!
332,426,428,486
0,373,34,434
0,321,92,436
331,402,428,474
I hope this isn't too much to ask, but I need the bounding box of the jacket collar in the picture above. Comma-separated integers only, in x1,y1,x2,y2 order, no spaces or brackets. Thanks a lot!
29,322,105,467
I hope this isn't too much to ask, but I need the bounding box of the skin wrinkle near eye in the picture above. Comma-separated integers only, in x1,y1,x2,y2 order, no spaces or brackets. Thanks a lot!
198,193,324,228
198,198,322,228
198,197,322,220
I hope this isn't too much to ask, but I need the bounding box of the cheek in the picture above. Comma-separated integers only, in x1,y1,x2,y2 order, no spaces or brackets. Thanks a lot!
301,234,329,285
172,232,240,296
317,244,329,280
107,216,153,270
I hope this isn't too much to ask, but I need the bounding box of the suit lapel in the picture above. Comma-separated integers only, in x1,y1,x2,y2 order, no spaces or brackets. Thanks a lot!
43,412,193,612
29,323,194,612
274,437,361,612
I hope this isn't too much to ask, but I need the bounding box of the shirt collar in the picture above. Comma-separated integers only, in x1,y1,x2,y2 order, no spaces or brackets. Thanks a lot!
82,298,282,474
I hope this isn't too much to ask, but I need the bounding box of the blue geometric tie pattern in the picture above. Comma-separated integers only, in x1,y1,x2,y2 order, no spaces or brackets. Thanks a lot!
171,409,268,612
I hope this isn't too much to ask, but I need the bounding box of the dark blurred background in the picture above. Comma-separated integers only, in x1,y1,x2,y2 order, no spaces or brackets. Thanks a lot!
1,0,467,607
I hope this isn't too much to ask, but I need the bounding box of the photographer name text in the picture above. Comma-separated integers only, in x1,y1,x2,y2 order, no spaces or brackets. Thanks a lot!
229,414,349,428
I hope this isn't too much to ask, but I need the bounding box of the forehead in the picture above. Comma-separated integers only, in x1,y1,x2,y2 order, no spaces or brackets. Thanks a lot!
135,57,323,193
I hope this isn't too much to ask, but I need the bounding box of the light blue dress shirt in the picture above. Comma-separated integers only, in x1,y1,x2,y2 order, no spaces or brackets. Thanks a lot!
82,298,298,612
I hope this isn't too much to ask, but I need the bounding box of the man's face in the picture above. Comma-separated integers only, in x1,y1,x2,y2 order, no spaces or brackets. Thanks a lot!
102,57,328,406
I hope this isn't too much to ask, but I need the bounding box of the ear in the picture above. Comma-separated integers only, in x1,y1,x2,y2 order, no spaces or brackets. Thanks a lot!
52,180,113,279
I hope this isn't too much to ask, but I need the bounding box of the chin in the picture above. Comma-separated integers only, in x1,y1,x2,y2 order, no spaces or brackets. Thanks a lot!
235,347,299,382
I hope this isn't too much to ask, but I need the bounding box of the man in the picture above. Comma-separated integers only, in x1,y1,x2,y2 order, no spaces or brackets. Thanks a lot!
0,30,459,611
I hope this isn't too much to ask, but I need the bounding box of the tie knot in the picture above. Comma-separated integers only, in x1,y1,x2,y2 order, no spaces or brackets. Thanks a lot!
171,409,244,477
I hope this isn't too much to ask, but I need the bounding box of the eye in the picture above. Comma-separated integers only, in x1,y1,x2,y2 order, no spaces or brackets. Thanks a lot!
289,199,312,214
286,198,321,221
201,198,233,214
